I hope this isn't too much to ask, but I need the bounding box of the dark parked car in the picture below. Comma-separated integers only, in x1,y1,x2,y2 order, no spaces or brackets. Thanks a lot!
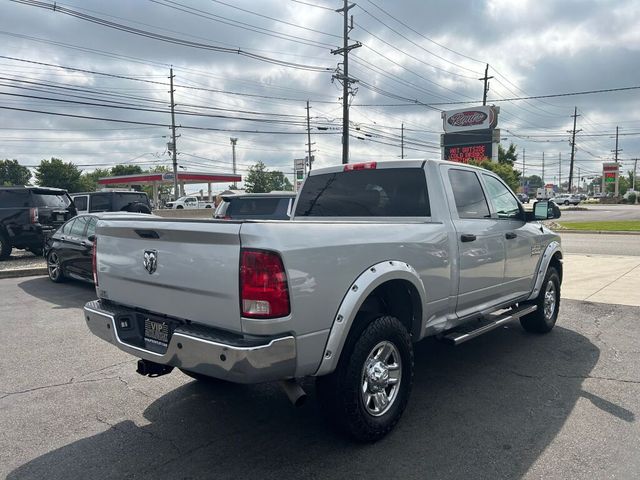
70,191,152,214
214,192,296,220
45,212,151,283
0,186,76,260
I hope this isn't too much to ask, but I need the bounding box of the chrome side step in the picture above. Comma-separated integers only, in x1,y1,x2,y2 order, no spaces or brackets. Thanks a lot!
443,304,537,346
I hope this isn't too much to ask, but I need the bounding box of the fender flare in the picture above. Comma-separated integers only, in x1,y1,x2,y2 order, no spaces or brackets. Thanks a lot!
527,241,562,301
314,260,427,376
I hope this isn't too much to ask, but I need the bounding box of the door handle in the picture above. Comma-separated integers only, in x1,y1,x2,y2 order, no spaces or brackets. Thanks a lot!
505,232,517,240
460,234,476,243
80,240,91,247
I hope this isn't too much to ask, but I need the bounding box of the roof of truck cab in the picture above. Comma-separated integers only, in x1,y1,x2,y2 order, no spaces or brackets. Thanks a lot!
307,159,493,176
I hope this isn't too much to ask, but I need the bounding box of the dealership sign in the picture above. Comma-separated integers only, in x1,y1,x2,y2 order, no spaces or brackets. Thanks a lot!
443,105,498,133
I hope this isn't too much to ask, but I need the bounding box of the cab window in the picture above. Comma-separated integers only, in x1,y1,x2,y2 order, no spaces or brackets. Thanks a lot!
448,169,490,219
482,175,521,219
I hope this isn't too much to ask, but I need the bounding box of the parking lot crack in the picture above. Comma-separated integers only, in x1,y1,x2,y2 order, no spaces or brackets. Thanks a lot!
0,376,124,400
95,414,183,454
557,374,640,385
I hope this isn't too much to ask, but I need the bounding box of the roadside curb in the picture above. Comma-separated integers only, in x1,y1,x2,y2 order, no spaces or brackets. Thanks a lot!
0,267,48,279
558,230,640,236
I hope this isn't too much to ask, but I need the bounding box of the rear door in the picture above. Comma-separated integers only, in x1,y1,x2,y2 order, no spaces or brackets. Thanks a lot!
443,167,506,318
63,215,91,276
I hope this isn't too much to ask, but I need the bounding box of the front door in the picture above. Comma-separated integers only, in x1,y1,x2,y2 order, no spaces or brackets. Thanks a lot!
480,174,540,299
445,167,506,319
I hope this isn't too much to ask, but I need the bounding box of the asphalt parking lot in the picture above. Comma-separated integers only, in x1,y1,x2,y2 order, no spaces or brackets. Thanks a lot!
1,277,639,479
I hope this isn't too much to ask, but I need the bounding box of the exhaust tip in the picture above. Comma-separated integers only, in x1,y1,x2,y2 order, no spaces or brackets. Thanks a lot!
280,379,307,407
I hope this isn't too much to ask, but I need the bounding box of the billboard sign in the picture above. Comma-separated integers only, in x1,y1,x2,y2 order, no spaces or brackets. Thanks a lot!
444,143,492,163
443,106,498,133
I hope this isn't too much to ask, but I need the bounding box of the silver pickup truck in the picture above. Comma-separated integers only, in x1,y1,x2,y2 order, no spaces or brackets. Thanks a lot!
84,159,563,441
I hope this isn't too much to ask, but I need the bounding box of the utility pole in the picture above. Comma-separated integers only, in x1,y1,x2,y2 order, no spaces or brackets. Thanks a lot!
611,126,623,197
542,152,545,184
332,0,361,164
305,100,315,172
612,126,622,162
401,123,404,159
230,137,238,188
521,147,526,186
169,67,179,199
478,64,494,106
568,106,581,192
558,152,562,191
633,158,638,192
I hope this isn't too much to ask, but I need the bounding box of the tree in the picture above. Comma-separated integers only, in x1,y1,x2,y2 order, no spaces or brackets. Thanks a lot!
468,159,521,192
523,175,544,190
268,171,293,192
35,158,83,192
110,164,144,177
498,143,518,165
0,159,31,186
78,168,111,192
244,161,292,193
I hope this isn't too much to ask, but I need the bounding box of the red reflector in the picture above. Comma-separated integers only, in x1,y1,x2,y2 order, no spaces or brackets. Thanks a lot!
92,238,98,286
29,207,39,224
240,249,290,319
344,162,377,171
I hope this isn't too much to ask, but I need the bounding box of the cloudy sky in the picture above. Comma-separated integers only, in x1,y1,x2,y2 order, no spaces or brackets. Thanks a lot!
2,0,640,190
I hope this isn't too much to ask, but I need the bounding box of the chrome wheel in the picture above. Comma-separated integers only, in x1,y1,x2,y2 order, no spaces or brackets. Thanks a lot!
543,281,557,320
361,340,402,417
48,252,61,281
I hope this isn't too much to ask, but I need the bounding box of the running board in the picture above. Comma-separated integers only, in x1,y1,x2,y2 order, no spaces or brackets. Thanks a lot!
443,304,537,346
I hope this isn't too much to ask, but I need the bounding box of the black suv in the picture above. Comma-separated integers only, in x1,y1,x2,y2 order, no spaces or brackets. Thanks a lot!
214,192,296,220
0,187,77,260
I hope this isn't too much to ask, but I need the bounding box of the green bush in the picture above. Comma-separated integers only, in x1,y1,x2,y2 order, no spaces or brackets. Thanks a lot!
628,193,637,204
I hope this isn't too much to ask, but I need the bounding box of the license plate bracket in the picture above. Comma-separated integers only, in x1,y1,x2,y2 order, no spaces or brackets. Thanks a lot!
143,317,171,353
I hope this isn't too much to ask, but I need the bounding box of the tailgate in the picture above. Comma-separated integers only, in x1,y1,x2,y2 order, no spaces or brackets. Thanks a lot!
96,218,243,332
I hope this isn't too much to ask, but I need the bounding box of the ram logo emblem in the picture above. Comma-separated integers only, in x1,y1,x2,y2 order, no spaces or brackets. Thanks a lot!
143,249,158,274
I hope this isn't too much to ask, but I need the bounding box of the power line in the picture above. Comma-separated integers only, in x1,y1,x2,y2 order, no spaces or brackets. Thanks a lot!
10,0,333,72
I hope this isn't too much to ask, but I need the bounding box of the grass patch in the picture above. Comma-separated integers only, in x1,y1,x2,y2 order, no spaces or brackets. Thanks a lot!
558,220,640,231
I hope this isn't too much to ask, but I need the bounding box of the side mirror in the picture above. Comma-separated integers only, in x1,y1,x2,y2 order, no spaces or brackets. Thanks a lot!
533,200,561,220
87,234,96,242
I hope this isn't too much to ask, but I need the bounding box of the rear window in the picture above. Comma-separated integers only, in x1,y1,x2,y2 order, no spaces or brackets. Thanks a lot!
31,192,71,208
227,198,284,216
73,196,88,211
0,189,29,207
111,193,149,210
295,168,430,217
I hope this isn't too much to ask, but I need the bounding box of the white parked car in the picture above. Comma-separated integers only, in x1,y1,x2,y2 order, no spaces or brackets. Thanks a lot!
553,194,581,206
165,196,215,209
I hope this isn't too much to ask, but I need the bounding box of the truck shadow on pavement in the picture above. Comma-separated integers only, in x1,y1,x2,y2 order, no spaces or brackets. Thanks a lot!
8,324,624,480
18,277,96,309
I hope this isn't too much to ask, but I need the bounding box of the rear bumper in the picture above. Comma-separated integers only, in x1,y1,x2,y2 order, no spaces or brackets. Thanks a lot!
83,300,297,383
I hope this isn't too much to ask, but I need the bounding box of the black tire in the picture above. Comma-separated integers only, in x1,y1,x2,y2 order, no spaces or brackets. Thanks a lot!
29,247,43,257
176,205,184,209
47,251,66,283
179,368,228,384
316,315,414,442
520,267,560,334
0,232,11,260
564,200,570,206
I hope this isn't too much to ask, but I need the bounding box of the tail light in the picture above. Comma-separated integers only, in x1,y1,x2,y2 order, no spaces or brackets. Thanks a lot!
29,207,39,224
92,238,98,286
240,249,290,318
